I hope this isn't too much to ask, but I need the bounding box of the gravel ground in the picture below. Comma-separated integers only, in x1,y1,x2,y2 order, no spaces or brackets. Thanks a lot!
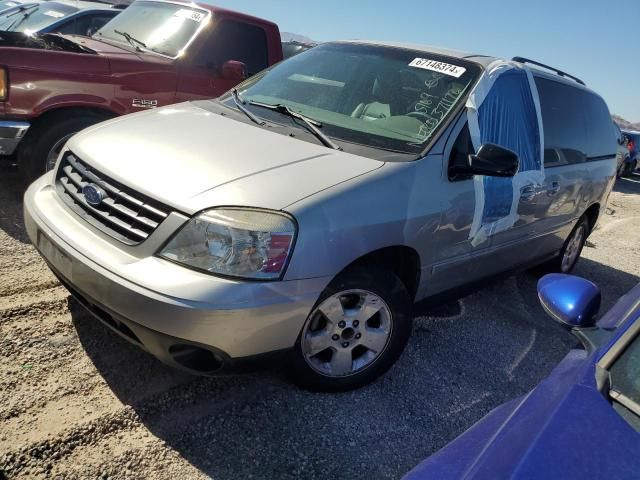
1,166,639,480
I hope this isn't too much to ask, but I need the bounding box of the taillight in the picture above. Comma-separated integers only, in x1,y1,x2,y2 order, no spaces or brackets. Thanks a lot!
0,67,6,100
629,141,635,153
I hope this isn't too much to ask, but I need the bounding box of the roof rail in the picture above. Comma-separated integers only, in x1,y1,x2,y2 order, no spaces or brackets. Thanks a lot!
511,57,585,86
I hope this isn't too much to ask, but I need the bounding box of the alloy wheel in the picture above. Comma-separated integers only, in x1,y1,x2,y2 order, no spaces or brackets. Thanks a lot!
561,224,585,272
301,289,393,377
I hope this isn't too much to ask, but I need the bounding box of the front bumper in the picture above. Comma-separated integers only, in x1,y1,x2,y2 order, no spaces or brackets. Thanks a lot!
24,175,331,374
0,120,29,156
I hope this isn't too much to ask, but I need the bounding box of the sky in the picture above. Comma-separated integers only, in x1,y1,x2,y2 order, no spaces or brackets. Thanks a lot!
208,0,640,122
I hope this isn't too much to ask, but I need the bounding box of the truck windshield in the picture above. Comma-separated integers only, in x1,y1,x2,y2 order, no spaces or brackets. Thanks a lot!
235,43,481,154
0,2,76,33
94,0,208,58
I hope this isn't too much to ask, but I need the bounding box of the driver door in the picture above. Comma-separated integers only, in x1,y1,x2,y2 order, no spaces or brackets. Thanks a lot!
176,19,269,101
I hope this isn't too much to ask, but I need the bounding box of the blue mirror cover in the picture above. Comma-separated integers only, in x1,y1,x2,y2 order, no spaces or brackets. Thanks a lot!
537,274,601,328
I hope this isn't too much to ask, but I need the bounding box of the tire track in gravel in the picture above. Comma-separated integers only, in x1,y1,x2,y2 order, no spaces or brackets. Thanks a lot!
2,375,277,479
1,287,70,324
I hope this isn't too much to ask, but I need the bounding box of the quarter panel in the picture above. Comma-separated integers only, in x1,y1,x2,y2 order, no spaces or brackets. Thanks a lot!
536,158,616,251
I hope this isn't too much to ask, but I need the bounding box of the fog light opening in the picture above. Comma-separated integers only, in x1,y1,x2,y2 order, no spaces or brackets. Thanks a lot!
168,344,223,373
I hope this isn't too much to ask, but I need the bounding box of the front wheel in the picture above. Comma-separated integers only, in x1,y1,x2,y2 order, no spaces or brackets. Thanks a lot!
19,114,104,184
290,266,412,392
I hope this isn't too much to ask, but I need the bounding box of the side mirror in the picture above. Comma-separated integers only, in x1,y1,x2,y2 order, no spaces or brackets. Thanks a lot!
221,60,247,81
467,143,519,177
537,274,601,329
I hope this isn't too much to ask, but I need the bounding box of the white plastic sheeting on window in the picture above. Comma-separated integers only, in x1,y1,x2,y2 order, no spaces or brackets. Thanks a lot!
466,60,545,246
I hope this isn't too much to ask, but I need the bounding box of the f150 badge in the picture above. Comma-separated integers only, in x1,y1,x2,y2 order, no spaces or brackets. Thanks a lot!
132,98,158,109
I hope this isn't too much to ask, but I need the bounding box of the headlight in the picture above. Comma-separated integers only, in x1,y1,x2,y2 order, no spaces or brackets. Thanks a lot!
158,208,296,280
0,67,7,100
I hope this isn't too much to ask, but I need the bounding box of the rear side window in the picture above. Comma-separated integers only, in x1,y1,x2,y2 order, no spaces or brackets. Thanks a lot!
195,20,268,76
535,76,615,166
582,92,616,158
535,77,587,166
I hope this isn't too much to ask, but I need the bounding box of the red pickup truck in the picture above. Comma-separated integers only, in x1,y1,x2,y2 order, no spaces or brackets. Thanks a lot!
0,0,282,181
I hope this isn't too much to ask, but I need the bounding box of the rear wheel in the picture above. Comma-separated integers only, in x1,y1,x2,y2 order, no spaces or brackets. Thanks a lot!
538,216,590,274
19,114,105,184
290,266,412,391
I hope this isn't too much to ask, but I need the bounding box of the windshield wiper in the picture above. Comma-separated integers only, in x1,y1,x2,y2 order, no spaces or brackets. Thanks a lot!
231,89,265,126
248,101,342,150
4,4,38,31
113,30,147,52
3,3,38,18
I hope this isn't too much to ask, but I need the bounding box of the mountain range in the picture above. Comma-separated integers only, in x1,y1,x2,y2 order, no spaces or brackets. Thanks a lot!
613,115,640,132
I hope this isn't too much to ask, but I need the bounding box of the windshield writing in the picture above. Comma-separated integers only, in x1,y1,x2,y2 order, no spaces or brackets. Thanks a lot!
235,43,480,154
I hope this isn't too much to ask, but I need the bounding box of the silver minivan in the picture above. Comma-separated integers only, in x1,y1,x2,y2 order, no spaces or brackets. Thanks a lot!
24,41,617,390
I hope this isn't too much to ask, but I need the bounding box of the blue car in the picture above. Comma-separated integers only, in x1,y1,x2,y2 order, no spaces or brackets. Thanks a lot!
405,274,640,479
0,0,122,37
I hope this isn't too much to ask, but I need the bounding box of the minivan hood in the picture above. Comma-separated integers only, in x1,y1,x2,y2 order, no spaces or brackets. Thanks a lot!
68,102,384,213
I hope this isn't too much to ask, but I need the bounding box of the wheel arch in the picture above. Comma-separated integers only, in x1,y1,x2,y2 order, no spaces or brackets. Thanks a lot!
28,105,117,129
583,203,600,234
335,245,421,301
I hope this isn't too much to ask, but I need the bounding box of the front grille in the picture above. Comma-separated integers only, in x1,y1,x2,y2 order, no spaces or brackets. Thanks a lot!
56,153,171,244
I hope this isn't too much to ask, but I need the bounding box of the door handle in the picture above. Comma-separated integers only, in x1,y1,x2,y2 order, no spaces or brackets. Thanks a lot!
545,182,560,196
520,185,538,202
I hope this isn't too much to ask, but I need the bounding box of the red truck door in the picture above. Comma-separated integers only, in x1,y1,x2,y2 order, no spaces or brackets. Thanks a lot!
175,18,272,101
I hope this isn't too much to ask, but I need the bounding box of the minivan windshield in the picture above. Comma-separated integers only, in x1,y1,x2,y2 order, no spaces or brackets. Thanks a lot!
235,43,481,154
94,1,208,58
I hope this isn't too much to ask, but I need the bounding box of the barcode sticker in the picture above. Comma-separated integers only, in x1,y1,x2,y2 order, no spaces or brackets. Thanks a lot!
409,58,466,78
174,9,205,22
43,10,65,18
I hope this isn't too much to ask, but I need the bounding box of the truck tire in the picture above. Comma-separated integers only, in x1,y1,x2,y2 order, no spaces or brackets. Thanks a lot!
19,114,104,184
290,266,412,392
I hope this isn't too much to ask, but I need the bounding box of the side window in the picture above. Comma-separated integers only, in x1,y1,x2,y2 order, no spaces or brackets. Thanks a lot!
56,13,115,36
84,14,117,36
193,20,268,76
580,91,616,159
448,123,473,181
56,16,91,35
535,76,588,167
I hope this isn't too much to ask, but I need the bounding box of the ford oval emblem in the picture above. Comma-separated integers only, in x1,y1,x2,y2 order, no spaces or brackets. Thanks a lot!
82,183,106,207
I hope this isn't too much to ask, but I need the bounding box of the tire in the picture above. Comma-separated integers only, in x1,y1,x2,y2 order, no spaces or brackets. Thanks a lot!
290,266,412,392
623,162,636,177
538,216,590,274
19,114,104,184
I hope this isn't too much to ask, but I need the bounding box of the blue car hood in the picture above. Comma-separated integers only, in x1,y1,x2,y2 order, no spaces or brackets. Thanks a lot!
406,350,640,478
406,283,640,479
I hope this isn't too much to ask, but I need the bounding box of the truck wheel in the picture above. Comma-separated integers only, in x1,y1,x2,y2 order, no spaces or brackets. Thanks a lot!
19,114,103,184
290,266,412,392
537,216,590,274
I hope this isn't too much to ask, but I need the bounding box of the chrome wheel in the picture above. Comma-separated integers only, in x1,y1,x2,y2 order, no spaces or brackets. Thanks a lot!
45,133,74,172
301,289,393,377
561,224,586,272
